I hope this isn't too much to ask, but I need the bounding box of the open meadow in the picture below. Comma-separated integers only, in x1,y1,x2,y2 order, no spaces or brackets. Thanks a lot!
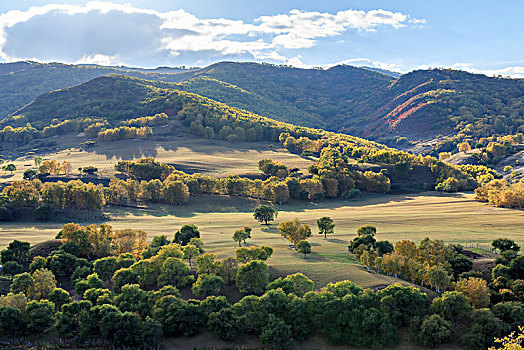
2,191,522,289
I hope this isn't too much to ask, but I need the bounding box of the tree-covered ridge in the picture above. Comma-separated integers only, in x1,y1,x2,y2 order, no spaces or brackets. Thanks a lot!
177,76,325,127
14,74,384,150
0,61,194,119
357,69,524,141
177,61,394,129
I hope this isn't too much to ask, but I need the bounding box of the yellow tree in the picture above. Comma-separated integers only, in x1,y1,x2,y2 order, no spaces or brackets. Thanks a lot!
455,277,490,308
27,269,56,300
60,161,72,175
278,218,312,250
489,327,524,350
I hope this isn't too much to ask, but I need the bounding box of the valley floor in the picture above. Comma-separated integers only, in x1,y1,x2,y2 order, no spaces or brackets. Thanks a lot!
1,191,522,289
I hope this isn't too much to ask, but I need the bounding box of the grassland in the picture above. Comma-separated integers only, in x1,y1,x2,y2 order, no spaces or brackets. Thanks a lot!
0,122,313,183
2,127,523,290
2,191,522,289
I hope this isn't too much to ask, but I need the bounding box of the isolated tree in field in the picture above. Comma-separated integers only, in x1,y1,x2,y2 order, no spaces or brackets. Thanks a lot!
174,224,200,245
297,240,312,259
183,244,199,267
60,161,72,175
5,163,16,175
317,216,335,239
278,218,311,250
492,238,520,253
233,227,252,247
34,156,42,167
253,205,277,226
236,260,269,294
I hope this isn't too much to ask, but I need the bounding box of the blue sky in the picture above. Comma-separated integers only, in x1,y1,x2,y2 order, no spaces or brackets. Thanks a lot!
0,0,522,76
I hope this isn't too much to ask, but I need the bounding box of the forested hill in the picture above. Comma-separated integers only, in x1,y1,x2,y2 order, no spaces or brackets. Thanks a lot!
175,62,394,129
0,61,195,118
175,62,524,142
3,61,524,144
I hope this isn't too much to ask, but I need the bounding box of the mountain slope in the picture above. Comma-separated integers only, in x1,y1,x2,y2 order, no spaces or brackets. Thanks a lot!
0,61,194,118
176,62,394,131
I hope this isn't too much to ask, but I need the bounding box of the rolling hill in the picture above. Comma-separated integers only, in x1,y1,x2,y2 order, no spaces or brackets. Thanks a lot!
0,61,195,118
175,62,524,141
3,61,523,146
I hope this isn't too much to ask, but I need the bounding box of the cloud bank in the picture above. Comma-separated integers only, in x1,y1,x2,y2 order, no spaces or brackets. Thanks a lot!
0,1,421,67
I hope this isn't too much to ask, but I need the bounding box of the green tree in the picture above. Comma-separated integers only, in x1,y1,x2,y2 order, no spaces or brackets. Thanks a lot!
0,306,25,338
48,288,72,311
0,240,30,265
430,291,472,320
196,253,222,275
183,244,200,267
93,256,118,281
236,260,269,295
192,274,225,297
233,227,252,247
260,314,294,350
253,205,278,226
26,300,55,335
416,314,454,347
317,216,335,239
157,257,193,288
10,272,33,294
297,240,312,259
493,238,520,253
114,284,150,317
207,308,243,341
152,295,203,336
113,268,139,293
173,224,200,245
55,300,92,339
218,257,239,285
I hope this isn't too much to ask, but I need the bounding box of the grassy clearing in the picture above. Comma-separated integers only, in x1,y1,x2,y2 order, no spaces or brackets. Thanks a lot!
1,124,313,183
1,191,523,289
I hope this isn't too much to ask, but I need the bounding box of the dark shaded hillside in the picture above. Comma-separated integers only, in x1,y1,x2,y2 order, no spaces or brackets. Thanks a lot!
0,61,194,117
177,62,394,130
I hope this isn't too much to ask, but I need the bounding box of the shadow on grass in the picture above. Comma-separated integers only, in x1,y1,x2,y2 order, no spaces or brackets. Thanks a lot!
326,238,347,244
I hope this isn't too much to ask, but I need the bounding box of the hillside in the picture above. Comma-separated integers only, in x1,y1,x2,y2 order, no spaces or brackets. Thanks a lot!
3,61,523,145
0,61,194,118
175,62,524,142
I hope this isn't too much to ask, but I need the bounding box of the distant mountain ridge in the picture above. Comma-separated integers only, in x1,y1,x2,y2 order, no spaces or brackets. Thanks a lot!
3,61,524,143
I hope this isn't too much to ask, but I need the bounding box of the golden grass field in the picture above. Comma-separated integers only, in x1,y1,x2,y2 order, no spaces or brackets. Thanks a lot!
1,191,522,289
2,130,523,290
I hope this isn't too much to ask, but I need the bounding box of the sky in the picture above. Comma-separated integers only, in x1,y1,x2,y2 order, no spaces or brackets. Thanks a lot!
0,0,523,77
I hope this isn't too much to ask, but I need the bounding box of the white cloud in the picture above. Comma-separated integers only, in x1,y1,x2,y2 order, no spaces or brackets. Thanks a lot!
0,1,423,67
449,63,524,78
